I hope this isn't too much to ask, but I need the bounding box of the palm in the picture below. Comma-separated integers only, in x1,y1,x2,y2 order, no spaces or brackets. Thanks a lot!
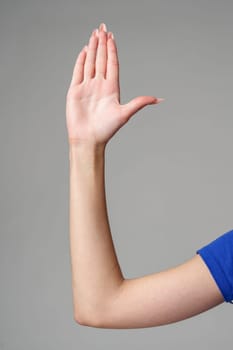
66,24,163,147
66,75,123,145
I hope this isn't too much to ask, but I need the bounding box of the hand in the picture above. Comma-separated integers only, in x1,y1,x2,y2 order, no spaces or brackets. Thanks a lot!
66,23,164,148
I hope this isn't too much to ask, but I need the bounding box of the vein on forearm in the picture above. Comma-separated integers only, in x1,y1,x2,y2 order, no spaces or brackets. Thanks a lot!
69,144,124,318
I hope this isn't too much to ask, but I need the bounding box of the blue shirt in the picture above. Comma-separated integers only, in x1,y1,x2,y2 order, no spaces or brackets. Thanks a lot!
196,228,233,304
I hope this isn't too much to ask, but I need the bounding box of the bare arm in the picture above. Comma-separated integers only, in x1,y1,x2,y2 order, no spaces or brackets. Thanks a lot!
66,23,224,329
95,254,224,329
68,142,124,324
68,142,224,329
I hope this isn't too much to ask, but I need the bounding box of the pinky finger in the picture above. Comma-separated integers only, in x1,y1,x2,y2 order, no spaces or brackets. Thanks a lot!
70,45,88,86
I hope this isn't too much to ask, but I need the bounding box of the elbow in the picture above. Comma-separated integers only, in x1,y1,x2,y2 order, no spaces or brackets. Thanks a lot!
74,309,105,328
74,316,104,328
73,283,126,328
74,313,87,326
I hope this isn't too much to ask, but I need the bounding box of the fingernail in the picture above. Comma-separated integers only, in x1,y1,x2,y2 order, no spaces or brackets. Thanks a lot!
109,32,114,39
92,28,98,36
155,98,165,103
100,23,107,32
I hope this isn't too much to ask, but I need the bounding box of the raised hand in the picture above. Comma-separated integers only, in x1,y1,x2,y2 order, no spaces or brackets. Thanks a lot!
66,23,164,147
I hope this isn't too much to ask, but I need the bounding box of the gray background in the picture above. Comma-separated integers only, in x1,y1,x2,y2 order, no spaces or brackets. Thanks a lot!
1,0,233,348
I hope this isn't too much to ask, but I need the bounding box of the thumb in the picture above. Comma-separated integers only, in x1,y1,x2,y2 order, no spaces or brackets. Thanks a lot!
120,96,164,120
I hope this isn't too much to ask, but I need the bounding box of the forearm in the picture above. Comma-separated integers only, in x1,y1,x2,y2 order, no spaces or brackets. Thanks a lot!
69,143,124,324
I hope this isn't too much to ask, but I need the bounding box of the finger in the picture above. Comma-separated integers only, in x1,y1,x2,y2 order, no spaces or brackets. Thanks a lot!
121,96,164,120
95,24,108,79
83,29,99,80
106,32,119,85
70,45,88,86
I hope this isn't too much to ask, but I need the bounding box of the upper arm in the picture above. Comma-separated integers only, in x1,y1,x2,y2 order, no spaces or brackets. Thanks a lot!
94,254,224,329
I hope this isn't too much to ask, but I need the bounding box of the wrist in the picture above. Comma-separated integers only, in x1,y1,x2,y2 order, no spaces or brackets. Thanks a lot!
69,140,106,162
69,138,106,150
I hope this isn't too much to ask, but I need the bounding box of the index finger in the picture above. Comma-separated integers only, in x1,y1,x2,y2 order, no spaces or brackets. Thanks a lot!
69,45,88,87
106,32,119,84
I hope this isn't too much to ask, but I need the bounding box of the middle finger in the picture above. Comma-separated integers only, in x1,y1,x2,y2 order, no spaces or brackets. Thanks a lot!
95,24,108,79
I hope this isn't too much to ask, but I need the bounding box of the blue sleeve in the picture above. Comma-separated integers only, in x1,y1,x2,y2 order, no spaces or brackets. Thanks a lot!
196,228,233,304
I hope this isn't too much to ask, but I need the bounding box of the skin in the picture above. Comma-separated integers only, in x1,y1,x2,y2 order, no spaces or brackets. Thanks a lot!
66,23,224,329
